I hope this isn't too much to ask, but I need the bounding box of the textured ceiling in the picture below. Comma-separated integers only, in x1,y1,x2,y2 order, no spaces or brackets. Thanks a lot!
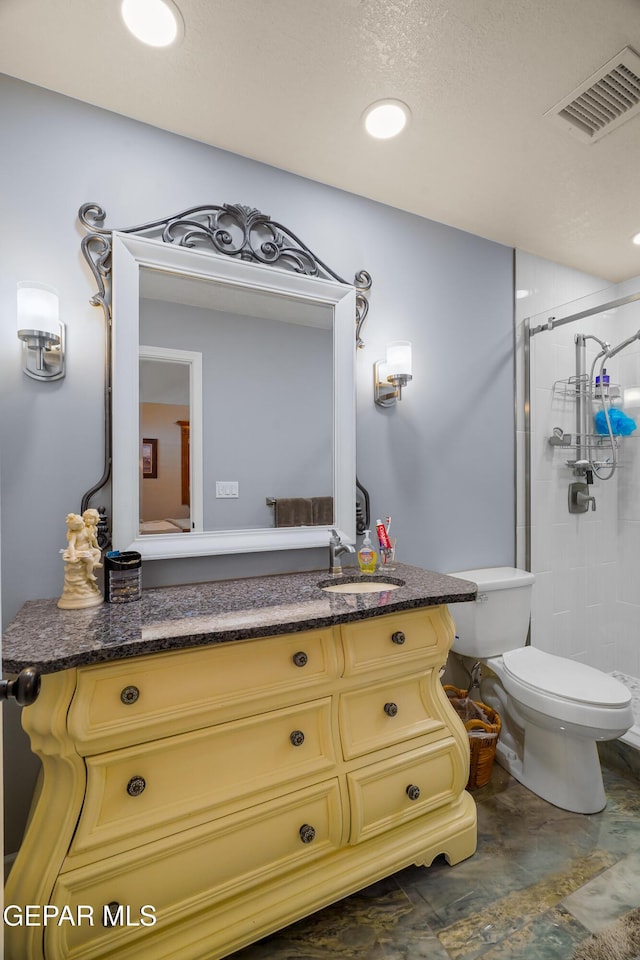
3,0,640,281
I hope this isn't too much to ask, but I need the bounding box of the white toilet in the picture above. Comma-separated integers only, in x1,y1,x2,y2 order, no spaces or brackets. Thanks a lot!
448,566,634,814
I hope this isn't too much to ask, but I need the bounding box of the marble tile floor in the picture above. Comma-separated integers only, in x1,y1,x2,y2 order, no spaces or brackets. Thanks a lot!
611,672,640,750
228,753,640,960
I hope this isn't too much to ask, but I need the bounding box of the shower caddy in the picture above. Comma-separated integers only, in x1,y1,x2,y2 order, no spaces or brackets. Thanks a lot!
547,332,628,484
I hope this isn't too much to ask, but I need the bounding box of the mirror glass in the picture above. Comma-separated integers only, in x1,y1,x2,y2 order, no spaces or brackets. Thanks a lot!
111,232,356,559
139,268,333,534
139,345,201,535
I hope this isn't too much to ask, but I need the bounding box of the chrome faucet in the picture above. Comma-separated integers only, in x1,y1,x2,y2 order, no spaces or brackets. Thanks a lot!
329,529,356,574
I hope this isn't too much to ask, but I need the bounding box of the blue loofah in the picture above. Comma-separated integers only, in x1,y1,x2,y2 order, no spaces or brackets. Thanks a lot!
594,408,637,436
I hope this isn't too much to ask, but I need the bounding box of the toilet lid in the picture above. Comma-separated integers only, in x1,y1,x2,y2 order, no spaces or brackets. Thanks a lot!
502,647,631,707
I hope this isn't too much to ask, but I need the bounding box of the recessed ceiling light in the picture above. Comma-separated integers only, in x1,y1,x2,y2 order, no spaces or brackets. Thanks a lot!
363,100,411,140
121,0,184,47
632,231,640,246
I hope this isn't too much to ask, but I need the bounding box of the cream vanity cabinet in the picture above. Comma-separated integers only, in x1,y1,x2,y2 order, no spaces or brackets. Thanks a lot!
6,604,476,960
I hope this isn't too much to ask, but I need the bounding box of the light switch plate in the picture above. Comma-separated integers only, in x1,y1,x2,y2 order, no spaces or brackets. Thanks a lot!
215,481,239,498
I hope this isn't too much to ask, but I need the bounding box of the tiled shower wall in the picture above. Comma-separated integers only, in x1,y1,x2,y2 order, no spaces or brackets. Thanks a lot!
516,252,640,680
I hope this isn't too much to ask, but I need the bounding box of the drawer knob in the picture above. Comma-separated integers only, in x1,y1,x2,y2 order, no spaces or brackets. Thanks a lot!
292,651,308,668
384,701,398,717
126,776,146,797
290,730,305,747
406,784,421,801
120,685,140,705
299,823,316,844
391,631,406,645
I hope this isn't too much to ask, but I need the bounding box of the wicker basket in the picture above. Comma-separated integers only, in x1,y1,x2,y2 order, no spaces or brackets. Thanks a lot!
443,685,502,790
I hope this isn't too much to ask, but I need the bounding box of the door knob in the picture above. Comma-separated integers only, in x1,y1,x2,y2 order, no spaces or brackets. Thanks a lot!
0,667,41,706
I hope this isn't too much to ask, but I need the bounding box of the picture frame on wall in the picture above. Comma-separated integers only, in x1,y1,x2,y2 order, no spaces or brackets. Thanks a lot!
142,438,158,479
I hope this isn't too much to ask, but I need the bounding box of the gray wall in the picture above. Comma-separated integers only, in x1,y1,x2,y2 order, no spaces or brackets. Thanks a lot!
0,74,514,853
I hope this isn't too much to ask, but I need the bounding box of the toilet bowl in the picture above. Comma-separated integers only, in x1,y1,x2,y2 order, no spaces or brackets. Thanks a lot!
448,567,633,814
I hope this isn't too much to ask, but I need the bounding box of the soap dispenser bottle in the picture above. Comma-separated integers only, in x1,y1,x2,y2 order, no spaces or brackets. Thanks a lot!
595,368,610,400
358,530,378,573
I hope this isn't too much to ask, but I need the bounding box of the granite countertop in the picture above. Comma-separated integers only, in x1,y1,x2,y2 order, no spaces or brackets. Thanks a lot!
2,563,477,675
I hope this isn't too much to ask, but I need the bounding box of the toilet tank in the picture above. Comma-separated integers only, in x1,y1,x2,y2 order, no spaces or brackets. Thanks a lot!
447,567,535,658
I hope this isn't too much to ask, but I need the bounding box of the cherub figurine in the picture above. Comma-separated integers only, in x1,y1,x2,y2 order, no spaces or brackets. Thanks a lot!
82,508,102,561
58,512,104,609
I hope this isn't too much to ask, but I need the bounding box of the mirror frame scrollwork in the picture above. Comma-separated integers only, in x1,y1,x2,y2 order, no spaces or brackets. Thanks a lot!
78,201,372,554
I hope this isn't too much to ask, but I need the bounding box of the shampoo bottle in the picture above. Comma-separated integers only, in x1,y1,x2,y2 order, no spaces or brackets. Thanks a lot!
358,530,378,573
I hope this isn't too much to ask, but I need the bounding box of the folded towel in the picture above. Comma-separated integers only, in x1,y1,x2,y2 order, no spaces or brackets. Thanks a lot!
274,498,313,527
311,496,334,525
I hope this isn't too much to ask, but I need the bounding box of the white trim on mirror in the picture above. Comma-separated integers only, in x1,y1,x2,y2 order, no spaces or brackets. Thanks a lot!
111,232,356,560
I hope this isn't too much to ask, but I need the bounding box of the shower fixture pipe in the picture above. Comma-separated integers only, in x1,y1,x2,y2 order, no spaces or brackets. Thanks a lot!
574,334,609,476
605,329,640,358
575,334,588,469
587,330,640,375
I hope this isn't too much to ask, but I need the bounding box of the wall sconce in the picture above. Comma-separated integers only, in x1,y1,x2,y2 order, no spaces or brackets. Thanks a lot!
374,340,413,407
17,282,65,381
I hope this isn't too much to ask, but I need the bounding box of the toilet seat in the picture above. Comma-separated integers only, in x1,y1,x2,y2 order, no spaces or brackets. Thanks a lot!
502,647,631,707
496,647,632,732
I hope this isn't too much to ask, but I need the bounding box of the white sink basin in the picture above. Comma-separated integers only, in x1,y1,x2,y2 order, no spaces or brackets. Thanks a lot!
319,577,404,594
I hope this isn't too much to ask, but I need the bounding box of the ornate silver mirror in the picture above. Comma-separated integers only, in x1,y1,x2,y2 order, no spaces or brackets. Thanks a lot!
78,203,371,560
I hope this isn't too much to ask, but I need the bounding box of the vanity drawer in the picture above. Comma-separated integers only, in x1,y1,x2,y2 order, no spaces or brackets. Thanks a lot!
70,698,336,858
49,779,343,960
347,740,464,844
338,673,445,760
68,629,341,754
340,606,453,678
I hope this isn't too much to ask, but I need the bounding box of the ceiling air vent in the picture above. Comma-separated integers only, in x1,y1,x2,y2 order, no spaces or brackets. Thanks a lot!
546,47,640,143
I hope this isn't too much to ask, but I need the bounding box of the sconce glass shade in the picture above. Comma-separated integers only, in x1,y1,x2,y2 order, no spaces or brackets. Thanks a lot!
385,340,412,380
17,281,59,336
16,282,65,381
